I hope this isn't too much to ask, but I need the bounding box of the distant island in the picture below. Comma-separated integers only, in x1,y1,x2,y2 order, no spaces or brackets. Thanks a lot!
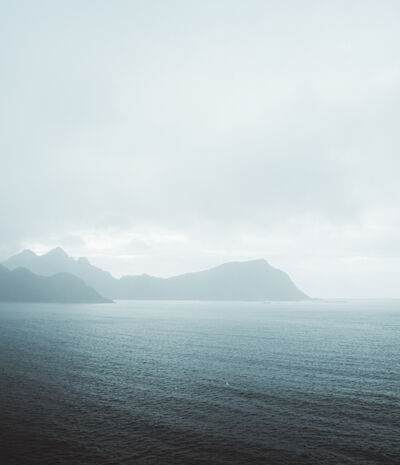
0,264,109,303
1,248,309,302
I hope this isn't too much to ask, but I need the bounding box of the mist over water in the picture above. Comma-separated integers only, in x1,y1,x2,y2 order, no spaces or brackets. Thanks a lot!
0,300,399,464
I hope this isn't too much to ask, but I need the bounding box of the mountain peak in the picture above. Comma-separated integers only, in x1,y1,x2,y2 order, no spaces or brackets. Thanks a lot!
216,258,271,270
244,258,270,266
20,249,37,257
45,247,69,258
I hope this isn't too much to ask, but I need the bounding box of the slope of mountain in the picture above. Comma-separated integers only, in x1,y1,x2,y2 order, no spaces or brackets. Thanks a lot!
4,247,116,296
0,264,110,303
3,249,309,301
118,259,308,300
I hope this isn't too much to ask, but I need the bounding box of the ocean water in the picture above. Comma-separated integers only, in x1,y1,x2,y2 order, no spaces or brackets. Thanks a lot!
0,300,399,465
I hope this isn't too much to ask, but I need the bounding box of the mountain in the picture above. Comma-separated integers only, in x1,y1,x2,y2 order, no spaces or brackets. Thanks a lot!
0,264,110,303
4,247,116,296
3,249,309,301
117,259,308,300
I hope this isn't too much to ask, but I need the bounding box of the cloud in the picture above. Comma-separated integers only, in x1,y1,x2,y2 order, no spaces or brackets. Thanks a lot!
1,0,400,296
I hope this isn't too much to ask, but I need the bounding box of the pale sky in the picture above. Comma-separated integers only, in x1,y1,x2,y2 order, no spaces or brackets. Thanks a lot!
1,0,400,298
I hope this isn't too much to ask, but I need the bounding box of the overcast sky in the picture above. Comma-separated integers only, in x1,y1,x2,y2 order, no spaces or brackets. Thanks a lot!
1,0,400,297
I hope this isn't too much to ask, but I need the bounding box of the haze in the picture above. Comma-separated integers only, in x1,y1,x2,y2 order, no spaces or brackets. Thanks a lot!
1,0,399,298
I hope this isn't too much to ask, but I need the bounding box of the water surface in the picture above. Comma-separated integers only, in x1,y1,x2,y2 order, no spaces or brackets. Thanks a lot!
0,300,399,464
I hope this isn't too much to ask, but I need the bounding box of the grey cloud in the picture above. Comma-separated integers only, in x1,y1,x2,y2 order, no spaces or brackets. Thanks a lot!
1,0,400,296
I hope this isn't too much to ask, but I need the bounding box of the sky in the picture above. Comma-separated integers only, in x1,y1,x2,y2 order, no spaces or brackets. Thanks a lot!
1,0,400,298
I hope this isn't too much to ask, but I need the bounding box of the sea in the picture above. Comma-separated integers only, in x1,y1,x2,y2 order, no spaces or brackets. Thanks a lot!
0,300,399,465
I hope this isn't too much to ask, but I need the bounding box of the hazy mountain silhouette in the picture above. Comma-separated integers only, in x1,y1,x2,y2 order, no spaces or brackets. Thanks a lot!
116,259,308,300
0,264,110,303
4,249,308,301
4,247,116,296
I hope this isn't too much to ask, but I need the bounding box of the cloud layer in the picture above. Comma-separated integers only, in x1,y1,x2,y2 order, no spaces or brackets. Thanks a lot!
1,1,400,297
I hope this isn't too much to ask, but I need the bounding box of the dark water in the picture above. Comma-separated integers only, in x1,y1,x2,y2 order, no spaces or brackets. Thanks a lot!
0,300,399,465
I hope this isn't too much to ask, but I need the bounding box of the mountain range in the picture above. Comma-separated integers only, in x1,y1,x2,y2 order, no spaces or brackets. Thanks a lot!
2,248,309,302
0,263,109,303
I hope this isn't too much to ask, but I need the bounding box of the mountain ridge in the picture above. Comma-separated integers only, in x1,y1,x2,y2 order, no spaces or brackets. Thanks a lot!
0,264,110,303
3,248,309,301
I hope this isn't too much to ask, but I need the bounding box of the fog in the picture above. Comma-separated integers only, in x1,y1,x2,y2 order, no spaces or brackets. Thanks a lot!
1,0,400,297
